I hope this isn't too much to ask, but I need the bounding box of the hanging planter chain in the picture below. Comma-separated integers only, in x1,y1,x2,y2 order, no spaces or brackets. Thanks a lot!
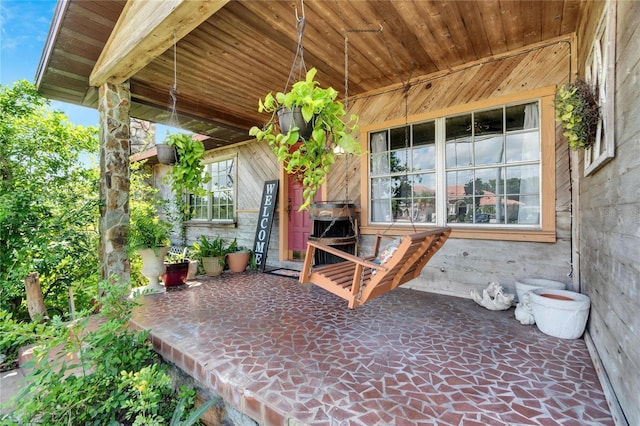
284,0,308,93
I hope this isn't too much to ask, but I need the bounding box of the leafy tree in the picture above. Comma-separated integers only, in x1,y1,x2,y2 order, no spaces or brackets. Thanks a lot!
0,80,100,319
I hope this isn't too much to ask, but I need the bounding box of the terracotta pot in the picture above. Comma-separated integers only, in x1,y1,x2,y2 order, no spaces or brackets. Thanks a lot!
162,261,190,286
202,256,224,276
226,251,251,273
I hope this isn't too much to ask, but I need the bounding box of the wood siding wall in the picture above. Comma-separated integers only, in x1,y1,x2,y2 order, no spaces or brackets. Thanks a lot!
155,40,576,302
578,1,640,424
326,41,574,298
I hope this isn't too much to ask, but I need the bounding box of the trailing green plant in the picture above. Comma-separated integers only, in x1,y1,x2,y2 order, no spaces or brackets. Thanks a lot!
7,278,213,425
165,133,211,212
249,67,361,210
555,79,600,150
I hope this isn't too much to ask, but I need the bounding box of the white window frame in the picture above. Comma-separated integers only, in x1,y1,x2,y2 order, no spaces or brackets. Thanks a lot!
359,86,558,243
189,155,237,223
584,0,616,175
367,101,542,230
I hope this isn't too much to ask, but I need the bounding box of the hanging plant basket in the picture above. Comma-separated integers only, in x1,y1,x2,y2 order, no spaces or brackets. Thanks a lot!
156,143,177,165
249,68,361,211
277,106,313,139
555,79,600,150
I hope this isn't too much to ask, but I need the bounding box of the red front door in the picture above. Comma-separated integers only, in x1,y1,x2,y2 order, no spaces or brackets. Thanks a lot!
287,175,312,260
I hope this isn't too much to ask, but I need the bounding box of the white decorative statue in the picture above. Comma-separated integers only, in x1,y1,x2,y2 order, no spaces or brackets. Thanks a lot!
471,282,514,311
515,292,536,325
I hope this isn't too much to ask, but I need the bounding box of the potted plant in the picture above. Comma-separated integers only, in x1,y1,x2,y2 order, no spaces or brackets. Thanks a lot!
555,79,600,150
225,239,252,273
128,205,172,291
249,67,362,210
192,235,227,276
162,251,190,287
156,142,176,165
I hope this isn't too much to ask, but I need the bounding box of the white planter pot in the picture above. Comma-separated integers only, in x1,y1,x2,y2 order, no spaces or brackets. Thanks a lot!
138,246,170,291
515,278,566,303
529,288,591,339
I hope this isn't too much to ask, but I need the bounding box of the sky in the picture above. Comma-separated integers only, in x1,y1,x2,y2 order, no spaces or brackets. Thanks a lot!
0,0,100,127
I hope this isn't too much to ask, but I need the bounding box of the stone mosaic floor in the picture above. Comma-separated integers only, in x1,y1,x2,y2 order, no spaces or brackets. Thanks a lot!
131,271,614,426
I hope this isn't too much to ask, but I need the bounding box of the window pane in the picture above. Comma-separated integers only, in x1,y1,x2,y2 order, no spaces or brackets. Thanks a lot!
413,121,435,146
475,167,502,195
505,165,540,225
371,153,389,175
446,170,473,223
446,114,472,168
392,176,411,199
390,150,409,173
371,199,391,222
413,173,436,223
190,194,208,220
390,126,409,150
372,177,391,199
506,164,540,195
413,121,436,170
370,131,387,153
506,132,540,162
474,135,504,165
413,146,435,170
506,102,539,131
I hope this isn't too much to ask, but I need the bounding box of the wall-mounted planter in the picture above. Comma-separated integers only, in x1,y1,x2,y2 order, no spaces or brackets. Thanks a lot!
529,288,591,339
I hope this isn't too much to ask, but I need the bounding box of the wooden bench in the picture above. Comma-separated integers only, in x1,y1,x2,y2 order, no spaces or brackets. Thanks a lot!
299,227,451,308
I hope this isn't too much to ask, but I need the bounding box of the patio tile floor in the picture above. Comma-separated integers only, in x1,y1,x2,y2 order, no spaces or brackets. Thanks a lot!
131,271,614,426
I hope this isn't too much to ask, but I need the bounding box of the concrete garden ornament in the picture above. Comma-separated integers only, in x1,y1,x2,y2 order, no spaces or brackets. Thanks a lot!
515,293,536,325
471,282,514,311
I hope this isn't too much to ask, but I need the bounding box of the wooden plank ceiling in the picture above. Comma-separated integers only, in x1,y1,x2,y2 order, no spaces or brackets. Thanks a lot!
36,0,582,147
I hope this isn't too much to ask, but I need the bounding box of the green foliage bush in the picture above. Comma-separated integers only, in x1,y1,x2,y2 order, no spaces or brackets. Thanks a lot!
4,278,215,425
0,80,100,319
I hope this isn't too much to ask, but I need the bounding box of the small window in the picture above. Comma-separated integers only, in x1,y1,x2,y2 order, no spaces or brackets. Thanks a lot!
189,157,236,222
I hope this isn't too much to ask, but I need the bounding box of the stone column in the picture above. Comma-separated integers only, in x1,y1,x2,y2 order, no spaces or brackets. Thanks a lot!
98,81,131,284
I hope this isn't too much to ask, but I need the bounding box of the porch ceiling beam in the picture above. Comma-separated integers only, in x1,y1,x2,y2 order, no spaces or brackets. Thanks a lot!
89,0,228,87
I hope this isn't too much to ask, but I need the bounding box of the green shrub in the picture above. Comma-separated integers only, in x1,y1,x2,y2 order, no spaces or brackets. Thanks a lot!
4,278,214,425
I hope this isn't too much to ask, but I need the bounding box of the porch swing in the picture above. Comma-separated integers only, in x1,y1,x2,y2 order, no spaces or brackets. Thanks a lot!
298,21,451,309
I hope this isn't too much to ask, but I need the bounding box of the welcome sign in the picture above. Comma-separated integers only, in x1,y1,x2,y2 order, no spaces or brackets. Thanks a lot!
253,180,279,271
